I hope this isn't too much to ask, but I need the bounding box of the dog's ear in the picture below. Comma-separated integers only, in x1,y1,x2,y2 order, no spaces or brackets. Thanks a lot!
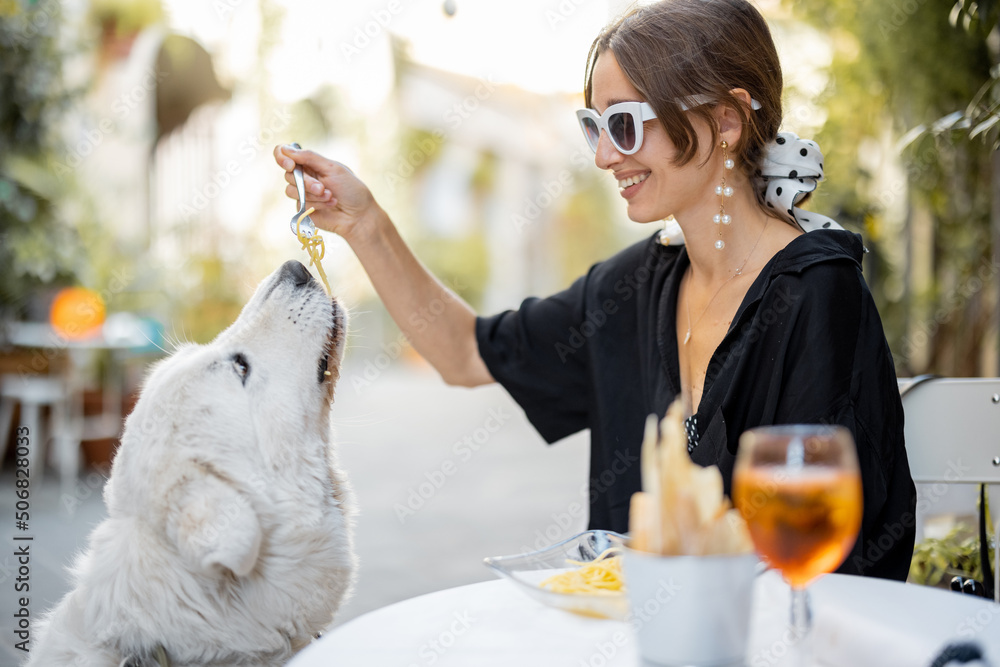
165,473,262,577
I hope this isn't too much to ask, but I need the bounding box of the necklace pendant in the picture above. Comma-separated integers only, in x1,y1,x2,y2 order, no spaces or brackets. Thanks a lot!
683,329,691,345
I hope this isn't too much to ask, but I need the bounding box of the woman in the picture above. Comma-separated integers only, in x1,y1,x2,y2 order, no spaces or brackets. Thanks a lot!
273,0,915,580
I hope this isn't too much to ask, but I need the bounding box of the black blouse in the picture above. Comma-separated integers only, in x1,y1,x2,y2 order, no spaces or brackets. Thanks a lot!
475,229,916,581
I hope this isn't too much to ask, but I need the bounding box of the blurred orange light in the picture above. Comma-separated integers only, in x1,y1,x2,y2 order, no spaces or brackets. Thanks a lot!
49,287,106,340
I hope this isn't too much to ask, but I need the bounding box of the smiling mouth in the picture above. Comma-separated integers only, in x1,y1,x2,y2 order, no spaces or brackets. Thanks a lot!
618,172,649,190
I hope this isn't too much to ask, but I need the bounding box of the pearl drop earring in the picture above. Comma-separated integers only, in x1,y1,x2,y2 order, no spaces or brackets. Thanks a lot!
712,141,734,250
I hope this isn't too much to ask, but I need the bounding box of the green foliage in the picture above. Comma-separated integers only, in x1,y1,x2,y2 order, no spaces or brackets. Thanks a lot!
922,0,1000,149
952,0,1000,37
0,2,75,158
413,235,489,309
909,523,994,586
0,177,78,293
0,1,84,317
87,0,163,36
909,493,995,587
557,170,622,284
173,254,246,344
789,0,995,376
409,147,489,309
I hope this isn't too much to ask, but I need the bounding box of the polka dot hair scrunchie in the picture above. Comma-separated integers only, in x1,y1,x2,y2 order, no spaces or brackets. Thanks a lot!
758,131,843,233
656,131,843,246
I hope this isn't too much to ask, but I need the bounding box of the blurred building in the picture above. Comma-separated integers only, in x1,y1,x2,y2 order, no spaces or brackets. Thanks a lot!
389,40,629,313
53,0,642,349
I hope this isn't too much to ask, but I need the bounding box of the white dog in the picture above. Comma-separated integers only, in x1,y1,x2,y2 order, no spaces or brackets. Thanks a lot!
28,260,355,667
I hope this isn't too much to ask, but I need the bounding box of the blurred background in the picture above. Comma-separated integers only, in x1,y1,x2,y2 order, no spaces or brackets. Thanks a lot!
0,0,998,661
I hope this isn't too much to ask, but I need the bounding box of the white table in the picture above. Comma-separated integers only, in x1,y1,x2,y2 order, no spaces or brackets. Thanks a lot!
290,571,1000,667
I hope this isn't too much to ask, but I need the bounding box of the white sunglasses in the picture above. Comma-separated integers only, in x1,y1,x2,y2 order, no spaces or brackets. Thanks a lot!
575,95,762,155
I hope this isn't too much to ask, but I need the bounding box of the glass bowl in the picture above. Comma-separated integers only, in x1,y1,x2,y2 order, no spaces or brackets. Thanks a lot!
483,530,629,620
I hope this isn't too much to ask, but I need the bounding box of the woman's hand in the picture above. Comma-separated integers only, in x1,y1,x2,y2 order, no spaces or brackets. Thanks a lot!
273,144,493,387
273,144,378,242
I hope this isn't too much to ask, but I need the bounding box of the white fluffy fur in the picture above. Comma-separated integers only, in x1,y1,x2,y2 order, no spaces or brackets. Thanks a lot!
28,261,355,666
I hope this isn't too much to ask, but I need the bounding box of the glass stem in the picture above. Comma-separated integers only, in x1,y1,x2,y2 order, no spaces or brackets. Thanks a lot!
790,585,812,663
790,585,811,636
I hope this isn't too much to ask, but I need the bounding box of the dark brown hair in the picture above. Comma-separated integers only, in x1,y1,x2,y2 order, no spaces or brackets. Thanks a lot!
584,0,783,211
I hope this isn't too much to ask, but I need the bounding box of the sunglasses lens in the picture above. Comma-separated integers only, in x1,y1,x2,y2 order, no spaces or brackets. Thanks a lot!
608,112,637,152
580,117,600,151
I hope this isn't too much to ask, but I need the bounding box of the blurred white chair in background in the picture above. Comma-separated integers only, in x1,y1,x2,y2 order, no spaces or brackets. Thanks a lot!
0,373,81,501
901,376,1000,603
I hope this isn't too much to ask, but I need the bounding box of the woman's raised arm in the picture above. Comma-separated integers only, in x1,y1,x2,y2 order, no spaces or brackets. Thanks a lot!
273,144,494,388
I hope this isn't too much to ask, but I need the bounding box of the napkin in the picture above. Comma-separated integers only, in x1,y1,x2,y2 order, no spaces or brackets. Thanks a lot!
812,604,936,666
812,607,993,667
747,573,992,667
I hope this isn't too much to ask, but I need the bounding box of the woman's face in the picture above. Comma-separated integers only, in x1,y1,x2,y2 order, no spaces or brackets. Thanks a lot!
589,51,718,225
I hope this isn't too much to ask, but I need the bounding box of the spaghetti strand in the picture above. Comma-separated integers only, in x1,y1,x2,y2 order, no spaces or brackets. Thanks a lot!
296,207,331,294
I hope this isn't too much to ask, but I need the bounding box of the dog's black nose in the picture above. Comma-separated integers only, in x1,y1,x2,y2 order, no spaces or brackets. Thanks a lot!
278,260,314,287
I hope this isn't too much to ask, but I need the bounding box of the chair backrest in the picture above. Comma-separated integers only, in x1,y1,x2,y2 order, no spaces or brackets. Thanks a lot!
901,377,1000,485
900,376,999,602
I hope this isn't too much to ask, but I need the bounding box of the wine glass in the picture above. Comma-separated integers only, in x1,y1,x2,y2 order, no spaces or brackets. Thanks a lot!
733,425,863,661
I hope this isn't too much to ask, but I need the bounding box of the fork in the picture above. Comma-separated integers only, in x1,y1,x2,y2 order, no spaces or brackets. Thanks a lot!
288,142,316,238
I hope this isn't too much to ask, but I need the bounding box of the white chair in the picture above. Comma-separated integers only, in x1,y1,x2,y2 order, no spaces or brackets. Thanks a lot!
901,376,1000,603
0,373,82,501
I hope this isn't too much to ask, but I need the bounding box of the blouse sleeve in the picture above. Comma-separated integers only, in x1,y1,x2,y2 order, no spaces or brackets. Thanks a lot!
475,273,593,444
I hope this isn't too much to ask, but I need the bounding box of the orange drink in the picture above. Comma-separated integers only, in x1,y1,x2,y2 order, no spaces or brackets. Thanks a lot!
734,424,862,665
733,466,862,586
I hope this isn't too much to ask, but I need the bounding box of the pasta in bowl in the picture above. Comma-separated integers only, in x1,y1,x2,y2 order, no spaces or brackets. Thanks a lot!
483,530,628,620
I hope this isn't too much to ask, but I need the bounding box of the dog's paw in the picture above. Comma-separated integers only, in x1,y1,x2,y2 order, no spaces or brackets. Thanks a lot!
166,473,262,577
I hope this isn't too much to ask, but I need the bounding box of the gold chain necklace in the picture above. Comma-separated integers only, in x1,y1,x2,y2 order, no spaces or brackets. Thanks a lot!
683,218,769,346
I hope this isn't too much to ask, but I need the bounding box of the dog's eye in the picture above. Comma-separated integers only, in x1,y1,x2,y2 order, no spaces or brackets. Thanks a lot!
232,353,250,383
